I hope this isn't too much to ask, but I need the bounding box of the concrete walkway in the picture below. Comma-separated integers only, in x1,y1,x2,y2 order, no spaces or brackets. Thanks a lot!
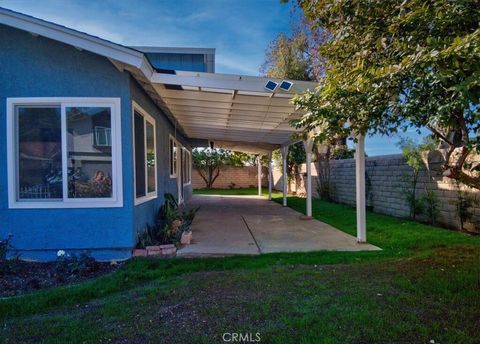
178,195,380,257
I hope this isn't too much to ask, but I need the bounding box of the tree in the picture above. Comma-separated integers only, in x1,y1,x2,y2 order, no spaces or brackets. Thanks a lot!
292,0,480,190
316,142,355,201
262,14,325,191
261,32,312,81
272,142,306,192
192,148,231,189
260,10,328,82
192,148,257,189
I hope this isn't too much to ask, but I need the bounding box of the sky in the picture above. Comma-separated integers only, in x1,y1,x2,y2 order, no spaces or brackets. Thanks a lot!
0,0,427,155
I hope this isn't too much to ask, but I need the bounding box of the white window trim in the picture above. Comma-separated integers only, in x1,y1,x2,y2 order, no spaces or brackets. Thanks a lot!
6,97,123,209
169,134,178,178
132,101,158,206
183,148,192,186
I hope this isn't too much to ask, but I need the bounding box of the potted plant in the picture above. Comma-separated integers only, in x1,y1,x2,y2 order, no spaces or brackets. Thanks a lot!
179,207,199,245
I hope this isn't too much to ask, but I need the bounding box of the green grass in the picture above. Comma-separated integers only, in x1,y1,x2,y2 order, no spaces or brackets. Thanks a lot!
2,188,479,343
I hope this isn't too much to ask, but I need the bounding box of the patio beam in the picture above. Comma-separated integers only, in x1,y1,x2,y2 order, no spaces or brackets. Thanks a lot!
303,137,314,218
280,146,289,206
355,134,367,243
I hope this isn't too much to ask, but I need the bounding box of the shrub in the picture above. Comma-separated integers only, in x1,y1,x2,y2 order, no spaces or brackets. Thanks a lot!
55,250,97,277
135,193,199,248
0,234,13,262
0,234,16,276
421,190,439,225
451,189,478,230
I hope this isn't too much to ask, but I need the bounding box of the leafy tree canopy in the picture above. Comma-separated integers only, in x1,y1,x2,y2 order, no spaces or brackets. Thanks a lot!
292,0,480,189
192,148,260,188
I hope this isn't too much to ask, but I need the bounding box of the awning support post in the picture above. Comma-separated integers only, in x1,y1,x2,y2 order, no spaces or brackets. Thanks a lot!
257,155,262,196
355,134,367,243
303,138,314,218
280,146,289,206
268,152,272,200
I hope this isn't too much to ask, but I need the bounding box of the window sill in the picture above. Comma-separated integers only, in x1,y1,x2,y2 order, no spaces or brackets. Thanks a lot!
134,194,158,206
8,200,123,209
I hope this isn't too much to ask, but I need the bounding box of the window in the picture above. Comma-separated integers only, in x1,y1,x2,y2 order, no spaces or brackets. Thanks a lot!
94,126,112,146
169,135,177,178
7,98,122,208
183,148,192,186
17,106,62,200
67,106,113,199
133,102,157,204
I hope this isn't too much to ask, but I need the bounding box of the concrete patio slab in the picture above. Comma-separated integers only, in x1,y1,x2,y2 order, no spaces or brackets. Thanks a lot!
177,195,380,257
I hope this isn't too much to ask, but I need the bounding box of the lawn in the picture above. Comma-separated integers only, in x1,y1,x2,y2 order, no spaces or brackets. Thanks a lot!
1,188,479,343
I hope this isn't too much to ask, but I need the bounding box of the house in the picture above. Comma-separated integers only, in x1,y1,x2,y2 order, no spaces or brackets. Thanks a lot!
0,7,338,261
0,8,204,260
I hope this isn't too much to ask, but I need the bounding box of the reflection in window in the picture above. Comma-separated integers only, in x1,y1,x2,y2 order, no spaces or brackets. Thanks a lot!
67,107,112,198
94,126,111,146
17,107,62,200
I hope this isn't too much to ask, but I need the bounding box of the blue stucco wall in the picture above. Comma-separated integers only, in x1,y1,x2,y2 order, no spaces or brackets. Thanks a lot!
0,24,135,260
130,78,192,236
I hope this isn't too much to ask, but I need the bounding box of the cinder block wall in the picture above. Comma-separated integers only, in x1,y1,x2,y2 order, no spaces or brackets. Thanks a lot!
193,166,268,189
272,154,479,231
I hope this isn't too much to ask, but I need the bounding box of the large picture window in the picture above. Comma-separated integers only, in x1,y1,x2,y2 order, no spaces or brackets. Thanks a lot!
7,98,122,208
133,103,157,204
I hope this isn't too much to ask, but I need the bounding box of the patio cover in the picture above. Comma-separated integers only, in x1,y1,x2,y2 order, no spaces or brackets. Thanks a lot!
150,71,317,154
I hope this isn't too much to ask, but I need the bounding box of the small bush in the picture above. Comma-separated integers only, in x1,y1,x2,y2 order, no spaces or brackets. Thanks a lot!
421,190,439,225
451,189,478,230
55,250,97,277
135,193,199,248
0,234,13,262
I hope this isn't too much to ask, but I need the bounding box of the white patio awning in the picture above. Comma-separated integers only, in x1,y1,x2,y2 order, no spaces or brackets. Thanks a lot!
150,70,317,153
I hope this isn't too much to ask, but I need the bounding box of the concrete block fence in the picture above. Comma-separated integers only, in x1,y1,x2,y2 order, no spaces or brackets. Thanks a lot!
272,154,479,232
192,165,268,189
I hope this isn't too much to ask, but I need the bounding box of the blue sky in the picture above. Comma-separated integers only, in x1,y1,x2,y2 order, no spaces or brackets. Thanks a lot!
0,0,426,155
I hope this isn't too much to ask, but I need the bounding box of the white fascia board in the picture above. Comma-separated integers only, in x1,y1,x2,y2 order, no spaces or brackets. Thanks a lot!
130,46,216,55
151,70,317,94
0,7,152,76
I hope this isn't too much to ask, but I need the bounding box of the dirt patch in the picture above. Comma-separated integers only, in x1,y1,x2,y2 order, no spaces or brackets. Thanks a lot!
0,260,120,297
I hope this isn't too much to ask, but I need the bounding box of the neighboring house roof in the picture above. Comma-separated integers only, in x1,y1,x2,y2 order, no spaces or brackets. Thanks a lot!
0,6,318,153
